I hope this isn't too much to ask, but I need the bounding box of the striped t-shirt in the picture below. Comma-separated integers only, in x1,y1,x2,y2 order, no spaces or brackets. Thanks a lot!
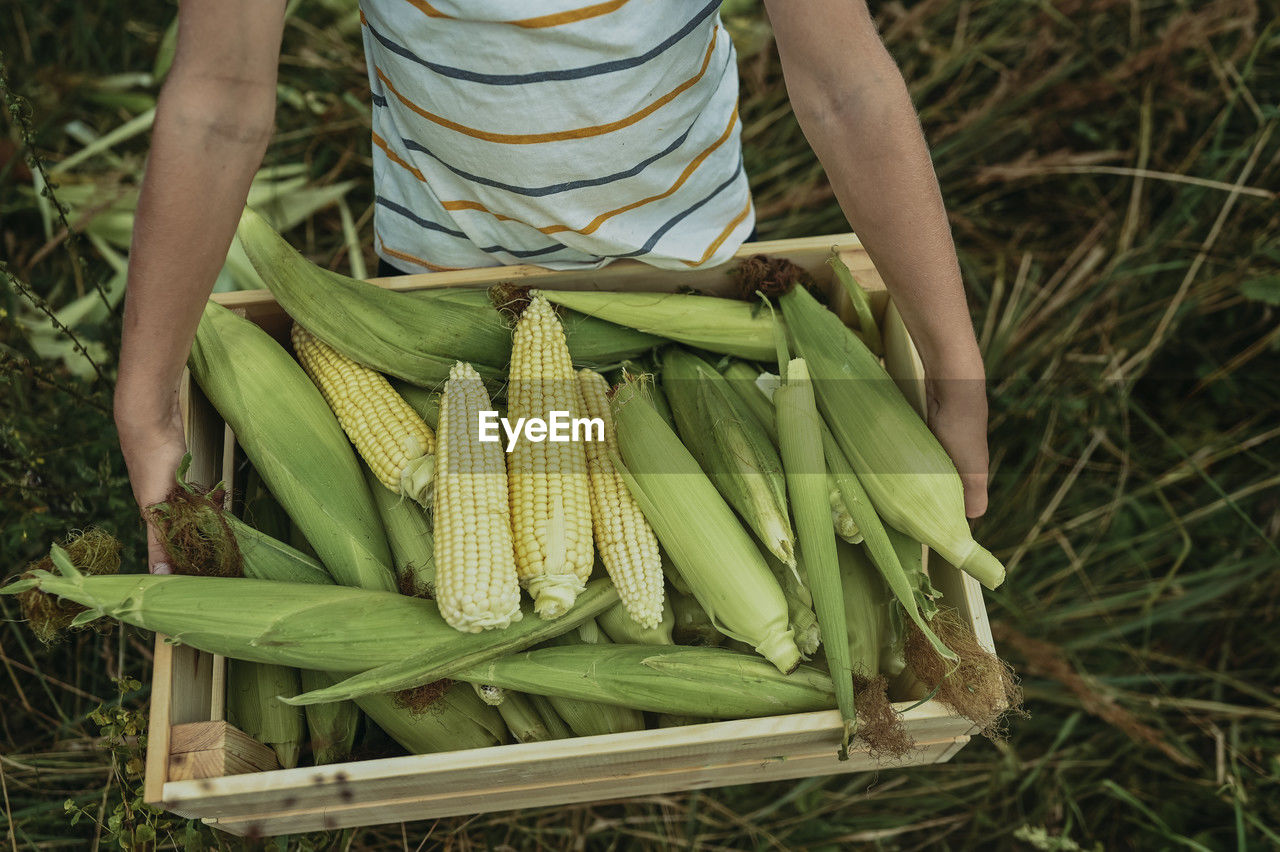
359,0,754,272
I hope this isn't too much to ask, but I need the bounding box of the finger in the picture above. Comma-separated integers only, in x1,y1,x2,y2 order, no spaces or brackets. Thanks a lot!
961,471,988,519
145,519,172,575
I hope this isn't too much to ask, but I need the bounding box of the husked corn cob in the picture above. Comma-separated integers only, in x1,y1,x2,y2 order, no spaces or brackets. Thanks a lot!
434,362,523,632
577,369,664,628
292,323,436,507
507,297,594,618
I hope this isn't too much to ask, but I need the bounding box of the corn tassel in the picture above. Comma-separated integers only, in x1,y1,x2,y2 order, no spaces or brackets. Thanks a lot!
434,362,523,632
507,297,594,617
610,378,799,673
776,357,857,757
292,323,435,506
577,369,664,628
188,301,395,592
779,286,1005,589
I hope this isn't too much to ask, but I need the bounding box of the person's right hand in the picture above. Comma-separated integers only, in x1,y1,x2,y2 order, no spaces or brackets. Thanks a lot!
115,386,188,574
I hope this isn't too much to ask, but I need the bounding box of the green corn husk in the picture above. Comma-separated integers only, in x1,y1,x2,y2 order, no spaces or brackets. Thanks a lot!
662,349,795,568
768,554,820,657
392,381,440,429
458,645,835,718
610,379,799,673
838,541,889,680
529,694,574,740
226,659,305,769
189,301,395,592
355,684,507,754
225,515,333,584
721,361,860,543
497,692,555,743
535,289,778,361
826,250,882,356
473,684,507,706
539,623,646,737
668,585,722,647
820,423,955,663
598,598,674,645
648,379,678,430
361,464,435,597
237,208,507,387
776,357,856,757
299,670,359,764
780,286,1005,589
6,551,618,686
656,715,704,729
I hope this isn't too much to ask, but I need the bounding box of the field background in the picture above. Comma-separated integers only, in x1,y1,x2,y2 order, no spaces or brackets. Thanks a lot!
2,0,1278,849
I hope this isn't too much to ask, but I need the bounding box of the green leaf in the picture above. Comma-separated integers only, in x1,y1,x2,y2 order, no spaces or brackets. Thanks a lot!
1241,276,1280,305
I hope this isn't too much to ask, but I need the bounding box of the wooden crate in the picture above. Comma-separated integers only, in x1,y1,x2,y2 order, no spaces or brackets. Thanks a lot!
144,234,995,836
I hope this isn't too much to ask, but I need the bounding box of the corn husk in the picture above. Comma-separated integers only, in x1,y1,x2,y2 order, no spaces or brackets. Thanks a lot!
536,289,778,361
780,286,1005,589
838,542,888,679
776,357,856,756
497,692,555,743
237,208,507,387
597,598,674,645
299,670,359,764
361,463,435,597
539,622,646,737
227,660,305,769
768,553,820,657
662,349,795,568
189,301,395,592
529,694,574,740
355,685,507,754
668,584,722,647
458,646,835,718
7,550,618,688
392,381,440,429
610,379,800,673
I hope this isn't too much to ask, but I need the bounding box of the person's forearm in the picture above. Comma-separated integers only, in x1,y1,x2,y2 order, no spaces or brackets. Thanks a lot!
116,72,274,422
780,49,979,379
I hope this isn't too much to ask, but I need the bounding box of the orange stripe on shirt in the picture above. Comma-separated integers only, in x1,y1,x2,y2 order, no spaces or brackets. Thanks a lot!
373,107,738,238
682,197,752,267
377,233,466,272
373,28,718,145
402,0,631,28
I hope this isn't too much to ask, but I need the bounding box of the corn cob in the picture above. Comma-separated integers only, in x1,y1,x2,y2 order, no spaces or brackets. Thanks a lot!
576,369,664,628
361,463,435,598
299,670,359,764
610,378,800,673
188,301,395,592
776,356,856,756
507,297,594,618
7,548,616,684
597,598,674,646
457,645,835,718
780,286,1005,589
662,349,795,568
226,659,305,769
529,694,574,740
227,514,332,585
237,208,507,388
497,691,555,743
434,361,523,632
534,289,778,361
356,684,508,754
720,361,860,543
292,323,436,506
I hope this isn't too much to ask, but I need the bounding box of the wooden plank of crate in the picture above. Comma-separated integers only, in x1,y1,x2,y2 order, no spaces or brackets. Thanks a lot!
160,705,972,819
204,736,968,836
168,722,279,783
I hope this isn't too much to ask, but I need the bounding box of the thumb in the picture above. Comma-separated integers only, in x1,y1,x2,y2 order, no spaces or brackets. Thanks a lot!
144,513,173,575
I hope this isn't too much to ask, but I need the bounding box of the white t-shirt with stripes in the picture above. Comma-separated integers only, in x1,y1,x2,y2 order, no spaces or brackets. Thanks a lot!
359,0,755,272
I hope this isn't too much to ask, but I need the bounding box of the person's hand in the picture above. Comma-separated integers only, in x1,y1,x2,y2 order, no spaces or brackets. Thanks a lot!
924,350,989,519
114,385,188,574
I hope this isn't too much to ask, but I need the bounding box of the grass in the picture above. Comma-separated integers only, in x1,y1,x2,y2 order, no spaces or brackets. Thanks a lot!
3,0,1280,848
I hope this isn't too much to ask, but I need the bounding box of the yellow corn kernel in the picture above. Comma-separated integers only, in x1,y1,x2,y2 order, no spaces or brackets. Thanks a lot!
506,296,594,619
577,369,664,629
291,324,435,507
433,362,522,632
